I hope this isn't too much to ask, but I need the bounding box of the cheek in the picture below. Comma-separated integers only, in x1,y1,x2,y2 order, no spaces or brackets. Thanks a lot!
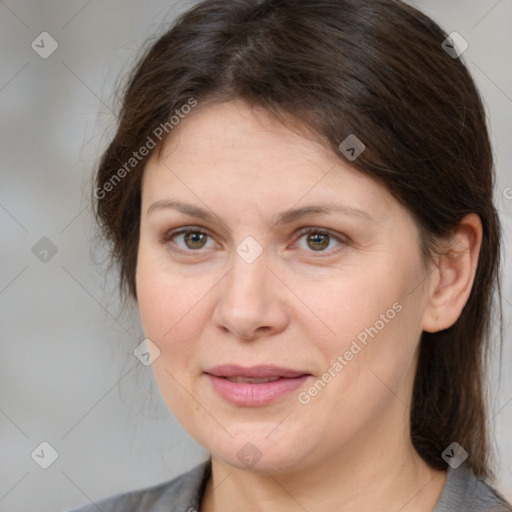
136,236,207,328
292,255,425,393
292,263,405,350
136,259,208,419
135,249,210,368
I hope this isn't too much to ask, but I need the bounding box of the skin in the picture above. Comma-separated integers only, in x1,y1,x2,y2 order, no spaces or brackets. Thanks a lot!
135,100,482,511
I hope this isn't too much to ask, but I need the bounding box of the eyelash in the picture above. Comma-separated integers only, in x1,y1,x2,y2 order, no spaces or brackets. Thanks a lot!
160,226,348,257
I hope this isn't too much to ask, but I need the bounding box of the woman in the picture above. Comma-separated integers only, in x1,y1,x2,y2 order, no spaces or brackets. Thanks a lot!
74,0,511,510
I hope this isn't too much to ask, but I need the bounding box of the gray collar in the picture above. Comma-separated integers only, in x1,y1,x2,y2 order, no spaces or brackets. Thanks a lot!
185,460,511,512
433,464,511,511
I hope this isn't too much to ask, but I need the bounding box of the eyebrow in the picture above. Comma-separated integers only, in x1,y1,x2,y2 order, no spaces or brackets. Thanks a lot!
146,199,376,226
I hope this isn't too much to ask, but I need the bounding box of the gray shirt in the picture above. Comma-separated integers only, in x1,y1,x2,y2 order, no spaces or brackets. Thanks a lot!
71,459,512,512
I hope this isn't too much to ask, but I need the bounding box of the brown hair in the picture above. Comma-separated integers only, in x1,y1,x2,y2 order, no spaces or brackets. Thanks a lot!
94,0,502,480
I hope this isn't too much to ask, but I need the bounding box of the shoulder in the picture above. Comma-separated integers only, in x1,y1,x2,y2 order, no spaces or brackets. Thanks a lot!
435,465,512,512
69,459,211,512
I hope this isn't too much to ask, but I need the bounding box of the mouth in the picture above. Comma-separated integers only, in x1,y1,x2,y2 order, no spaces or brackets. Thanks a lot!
204,364,312,406
224,376,282,383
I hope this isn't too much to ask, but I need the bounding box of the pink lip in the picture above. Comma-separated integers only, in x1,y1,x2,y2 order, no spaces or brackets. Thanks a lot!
205,365,311,407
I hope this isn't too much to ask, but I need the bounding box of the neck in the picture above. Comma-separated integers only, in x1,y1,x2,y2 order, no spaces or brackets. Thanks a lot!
201,409,447,512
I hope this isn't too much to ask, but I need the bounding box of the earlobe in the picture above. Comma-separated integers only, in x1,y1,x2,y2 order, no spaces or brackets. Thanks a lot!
422,214,483,333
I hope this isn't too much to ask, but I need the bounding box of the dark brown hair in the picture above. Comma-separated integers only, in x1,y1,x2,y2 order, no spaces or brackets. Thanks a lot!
94,0,502,480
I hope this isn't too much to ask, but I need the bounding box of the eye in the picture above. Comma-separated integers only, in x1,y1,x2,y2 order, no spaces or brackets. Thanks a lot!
162,227,217,253
292,227,347,255
160,226,348,256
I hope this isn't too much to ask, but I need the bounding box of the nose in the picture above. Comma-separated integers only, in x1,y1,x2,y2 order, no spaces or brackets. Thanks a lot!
212,250,289,341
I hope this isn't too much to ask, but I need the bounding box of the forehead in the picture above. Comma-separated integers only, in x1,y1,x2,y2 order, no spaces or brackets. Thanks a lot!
155,101,331,168
141,100,398,221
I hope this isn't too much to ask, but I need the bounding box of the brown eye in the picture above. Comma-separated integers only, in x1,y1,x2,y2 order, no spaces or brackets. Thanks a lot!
293,227,347,255
163,228,216,253
183,231,208,250
306,232,330,251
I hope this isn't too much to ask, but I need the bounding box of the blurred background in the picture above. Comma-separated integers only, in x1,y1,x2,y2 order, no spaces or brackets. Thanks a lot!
0,1,511,510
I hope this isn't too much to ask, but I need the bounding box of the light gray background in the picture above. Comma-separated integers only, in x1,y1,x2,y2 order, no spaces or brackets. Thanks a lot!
0,1,511,511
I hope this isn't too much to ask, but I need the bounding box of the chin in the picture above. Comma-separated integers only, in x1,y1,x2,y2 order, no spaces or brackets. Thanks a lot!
204,426,314,474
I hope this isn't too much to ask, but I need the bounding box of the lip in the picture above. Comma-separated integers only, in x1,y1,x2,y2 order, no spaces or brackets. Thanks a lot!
205,365,311,407
206,364,308,379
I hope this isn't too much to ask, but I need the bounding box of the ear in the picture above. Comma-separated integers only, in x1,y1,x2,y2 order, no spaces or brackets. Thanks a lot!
422,214,483,333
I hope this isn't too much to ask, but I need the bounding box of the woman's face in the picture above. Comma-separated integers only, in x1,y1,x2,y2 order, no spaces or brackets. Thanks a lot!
136,100,434,473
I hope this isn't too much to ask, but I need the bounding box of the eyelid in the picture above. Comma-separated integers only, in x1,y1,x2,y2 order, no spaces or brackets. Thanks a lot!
160,226,211,242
